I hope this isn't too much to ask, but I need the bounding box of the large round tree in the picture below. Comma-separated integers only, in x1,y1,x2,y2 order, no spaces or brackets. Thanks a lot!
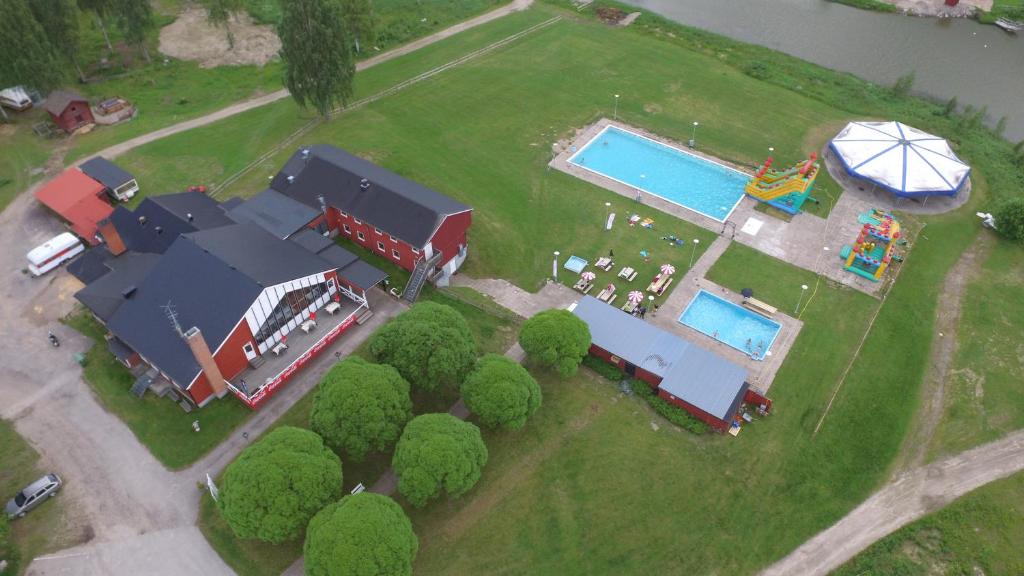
392,414,488,507
304,492,418,576
311,357,412,461
217,426,342,543
518,309,591,378
369,301,476,391
461,354,542,430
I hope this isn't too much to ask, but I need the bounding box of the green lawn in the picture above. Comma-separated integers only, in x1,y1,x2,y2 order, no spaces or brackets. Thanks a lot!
197,289,520,576
835,471,1024,575
0,420,83,574
0,112,53,213
64,312,253,470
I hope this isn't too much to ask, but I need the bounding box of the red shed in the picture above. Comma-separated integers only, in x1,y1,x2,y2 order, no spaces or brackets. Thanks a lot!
43,90,94,133
35,168,113,244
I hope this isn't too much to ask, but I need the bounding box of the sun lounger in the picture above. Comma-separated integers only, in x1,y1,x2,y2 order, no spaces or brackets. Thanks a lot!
742,297,777,318
617,267,637,281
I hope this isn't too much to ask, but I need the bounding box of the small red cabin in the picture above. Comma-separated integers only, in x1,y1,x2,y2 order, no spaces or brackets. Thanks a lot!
43,90,94,133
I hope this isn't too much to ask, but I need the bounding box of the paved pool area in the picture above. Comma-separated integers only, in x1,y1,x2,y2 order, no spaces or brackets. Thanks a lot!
679,290,782,361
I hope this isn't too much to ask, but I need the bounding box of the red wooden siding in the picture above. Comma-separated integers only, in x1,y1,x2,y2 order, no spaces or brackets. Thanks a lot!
657,389,731,431
430,211,471,268
50,101,94,133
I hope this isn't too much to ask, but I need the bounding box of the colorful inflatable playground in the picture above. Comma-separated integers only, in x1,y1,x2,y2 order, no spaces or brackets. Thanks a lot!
840,210,902,282
745,153,820,215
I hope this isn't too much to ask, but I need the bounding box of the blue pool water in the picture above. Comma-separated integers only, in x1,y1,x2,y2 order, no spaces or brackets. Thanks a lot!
568,126,747,222
678,290,781,361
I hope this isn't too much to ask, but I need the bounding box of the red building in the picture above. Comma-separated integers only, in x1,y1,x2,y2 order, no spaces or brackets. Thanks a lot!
35,167,113,245
74,190,387,409
271,145,472,300
43,90,94,133
571,296,771,432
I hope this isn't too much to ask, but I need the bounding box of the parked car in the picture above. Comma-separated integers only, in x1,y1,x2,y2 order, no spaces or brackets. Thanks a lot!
5,474,62,519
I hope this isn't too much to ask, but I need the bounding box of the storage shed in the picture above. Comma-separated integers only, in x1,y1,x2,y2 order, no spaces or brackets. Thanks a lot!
43,90,94,133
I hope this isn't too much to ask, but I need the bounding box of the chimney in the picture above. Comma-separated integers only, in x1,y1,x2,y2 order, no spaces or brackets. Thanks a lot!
359,178,370,192
97,218,127,255
183,327,227,397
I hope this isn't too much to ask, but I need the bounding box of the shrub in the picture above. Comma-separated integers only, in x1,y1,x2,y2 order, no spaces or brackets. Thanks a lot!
393,414,488,507
218,426,342,543
629,380,707,435
518,309,591,378
369,302,477,391
304,492,418,576
993,197,1024,241
461,354,542,429
311,357,413,462
581,355,626,381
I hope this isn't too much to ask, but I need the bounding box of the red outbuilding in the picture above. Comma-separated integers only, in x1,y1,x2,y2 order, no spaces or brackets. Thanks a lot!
35,168,113,245
42,90,94,133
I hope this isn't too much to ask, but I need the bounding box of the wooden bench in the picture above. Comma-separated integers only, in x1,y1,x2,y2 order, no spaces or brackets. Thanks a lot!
621,299,639,314
742,297,777,317
647,275,673,295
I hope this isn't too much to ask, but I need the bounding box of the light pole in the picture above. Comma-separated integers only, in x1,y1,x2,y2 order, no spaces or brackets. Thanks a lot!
604,202,612,231
795,284,808,314
689,238,700,269
690,121,699,148
768,146,774,157
553,251,560,281
613,94,620,120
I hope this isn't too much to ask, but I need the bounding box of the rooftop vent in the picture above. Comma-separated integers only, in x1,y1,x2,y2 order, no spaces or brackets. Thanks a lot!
286,175,295,184
360,178,370,192
187,213,194,222
155,226,163,235
301,148,310,159
121,286,137,299
138,215,147,226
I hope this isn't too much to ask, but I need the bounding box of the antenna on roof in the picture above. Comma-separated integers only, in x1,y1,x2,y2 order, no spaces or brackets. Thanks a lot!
162,301,183,337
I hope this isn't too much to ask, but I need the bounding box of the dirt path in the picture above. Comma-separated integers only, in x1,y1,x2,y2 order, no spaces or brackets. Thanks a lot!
895,233,991,471
86,0,534,164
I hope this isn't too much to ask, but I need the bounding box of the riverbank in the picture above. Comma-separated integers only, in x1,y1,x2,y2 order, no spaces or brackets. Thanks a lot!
830,0,1024,24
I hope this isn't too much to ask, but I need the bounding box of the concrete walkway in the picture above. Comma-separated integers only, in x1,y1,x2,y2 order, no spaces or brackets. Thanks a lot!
450,276,578,318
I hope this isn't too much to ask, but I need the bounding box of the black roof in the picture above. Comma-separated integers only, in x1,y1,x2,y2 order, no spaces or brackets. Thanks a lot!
79,157,134,190
150,191,234,229
109,192,231,254
288,228,333,254
225,188,320,239
338,260,388,290
271,145,471,248
67,245,114,283
74,253,161,322
319,244,358,270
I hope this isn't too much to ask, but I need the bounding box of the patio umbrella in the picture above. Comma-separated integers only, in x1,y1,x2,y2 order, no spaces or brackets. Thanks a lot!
741,288,754,299
660,264,676,275
581,271,596,281
628,290,644,303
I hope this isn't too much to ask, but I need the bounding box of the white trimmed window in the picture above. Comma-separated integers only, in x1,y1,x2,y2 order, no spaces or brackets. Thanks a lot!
353,217,362,224
343,224,351,234
357,231,365,241
377,241,385,252
340,211,348,217
389,234,398,243
392,248,401,259
412,247,420,254
374,227,382,235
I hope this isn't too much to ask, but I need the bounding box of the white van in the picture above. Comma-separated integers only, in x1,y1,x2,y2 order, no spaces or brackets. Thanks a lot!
27,233,84,276
0,86,33,111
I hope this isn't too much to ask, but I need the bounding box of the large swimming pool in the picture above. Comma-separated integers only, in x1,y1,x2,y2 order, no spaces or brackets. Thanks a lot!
568,125,747,222
679,290,781,361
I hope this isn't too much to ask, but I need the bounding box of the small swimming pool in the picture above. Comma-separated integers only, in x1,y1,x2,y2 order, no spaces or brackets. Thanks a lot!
678,290,781,361
568,126,747,222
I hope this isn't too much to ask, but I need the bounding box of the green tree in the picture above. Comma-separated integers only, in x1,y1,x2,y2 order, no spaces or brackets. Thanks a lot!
304,492,418,576
369,301,477,391
310,357,412,461
278,0,356,116
205,0,243,48
0,0,64,94
518,309,591,378
113,0,153,62
342,0,375,53
78,0,114,52
217,426,342,543
461,354,541,429
993,197,1024,241
30,0,84,81
393,414,488,507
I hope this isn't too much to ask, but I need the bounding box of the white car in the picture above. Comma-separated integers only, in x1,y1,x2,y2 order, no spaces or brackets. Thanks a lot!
5,474,62,519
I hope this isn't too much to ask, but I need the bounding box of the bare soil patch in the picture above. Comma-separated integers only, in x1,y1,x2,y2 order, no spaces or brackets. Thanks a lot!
158,6,281,68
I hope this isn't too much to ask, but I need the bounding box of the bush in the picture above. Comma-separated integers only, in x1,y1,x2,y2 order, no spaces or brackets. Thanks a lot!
310,357,412,461
218,427,342,543
518,309,591,378
628,380,707,435
304,492,418,576
581,355,625,381
993,197,1024,241
461,354,542,429
369,302,477,391
393,414,488,507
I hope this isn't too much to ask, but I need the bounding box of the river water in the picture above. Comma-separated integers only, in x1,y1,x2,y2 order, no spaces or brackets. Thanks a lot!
622,0,1024,142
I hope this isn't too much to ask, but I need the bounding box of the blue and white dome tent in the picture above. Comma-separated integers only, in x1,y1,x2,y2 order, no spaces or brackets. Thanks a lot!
829,121,971,198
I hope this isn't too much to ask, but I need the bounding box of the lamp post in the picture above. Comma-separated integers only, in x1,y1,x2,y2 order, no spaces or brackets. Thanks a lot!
689,121,699,148
795,284,808,314
768,146,774,156
614,94,620,120
553,251,560,281
689,238,700,269
604,202,612,231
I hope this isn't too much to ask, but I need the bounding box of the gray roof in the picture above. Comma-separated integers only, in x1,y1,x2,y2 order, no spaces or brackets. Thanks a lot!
74,253,161,321
338,260,388,290
43,90,87,115
572,296,748,422
79,157,134,190
271,145,471,248
225,188,320,239
67,245,114,284
109,192,232,255
288,228,334,254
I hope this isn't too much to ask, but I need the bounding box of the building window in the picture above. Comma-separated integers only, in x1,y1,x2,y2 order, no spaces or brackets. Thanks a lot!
353,218,362,224
392,248,401,260
412,247,420,254
357,231,365,241
374,227,382,235
389,235,398,243
343,224,351,234
377,241,385,252
340,211,348,217
252,279,330,346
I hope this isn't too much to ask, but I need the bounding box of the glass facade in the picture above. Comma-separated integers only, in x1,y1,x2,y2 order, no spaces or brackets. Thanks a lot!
251,278,332,347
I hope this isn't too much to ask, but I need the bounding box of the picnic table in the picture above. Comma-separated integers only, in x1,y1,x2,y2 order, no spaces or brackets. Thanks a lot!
617,267,637,281
647,273,674,295
594,257,615,272
596,284,616,302
301,319,317,333
324,301,342,315
573,279,594,294
271,342,288,356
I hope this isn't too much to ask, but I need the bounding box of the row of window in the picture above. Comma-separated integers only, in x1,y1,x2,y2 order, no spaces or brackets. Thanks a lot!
339,211,400,243
251,279,332,346
341,222,418,263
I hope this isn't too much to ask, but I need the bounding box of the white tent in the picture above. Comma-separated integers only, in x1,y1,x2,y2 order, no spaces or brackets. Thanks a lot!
829,121,970,197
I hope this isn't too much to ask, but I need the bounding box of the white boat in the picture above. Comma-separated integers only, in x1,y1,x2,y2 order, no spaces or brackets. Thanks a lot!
994,17,1023,32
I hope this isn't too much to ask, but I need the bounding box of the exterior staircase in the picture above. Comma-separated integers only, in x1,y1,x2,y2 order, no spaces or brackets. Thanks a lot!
403,251,442,303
